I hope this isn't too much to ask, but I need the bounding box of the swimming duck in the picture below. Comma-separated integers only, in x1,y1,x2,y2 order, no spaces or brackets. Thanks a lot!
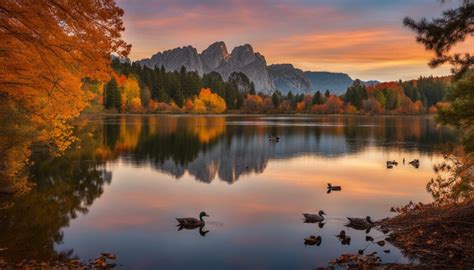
327,183,342,191
303,210,326,223
304,235,322,246
341,236,351,245
176,211,209,228
336,230,347,240
387,160,398,166
409,159,420,168
346,216,375,231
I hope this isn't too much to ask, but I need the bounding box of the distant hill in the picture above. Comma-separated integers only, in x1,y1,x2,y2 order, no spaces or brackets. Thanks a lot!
268,64,312,95
304,71,354,95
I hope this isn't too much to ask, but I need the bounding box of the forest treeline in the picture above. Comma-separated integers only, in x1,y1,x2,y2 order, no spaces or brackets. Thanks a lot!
93,59,450,114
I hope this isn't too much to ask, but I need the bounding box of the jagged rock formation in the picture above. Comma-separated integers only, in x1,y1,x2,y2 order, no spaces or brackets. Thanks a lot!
268,64,312,95
140,45,204,75
304,71,354,95
139,42,272,93
201,41,229,72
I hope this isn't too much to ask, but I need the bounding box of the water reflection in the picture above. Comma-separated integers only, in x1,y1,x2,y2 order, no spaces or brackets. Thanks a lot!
0,115,460,268
0,122,110,262
92,115,456,184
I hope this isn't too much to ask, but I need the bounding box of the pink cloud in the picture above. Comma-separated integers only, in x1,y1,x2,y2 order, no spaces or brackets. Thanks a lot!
117,0,459,80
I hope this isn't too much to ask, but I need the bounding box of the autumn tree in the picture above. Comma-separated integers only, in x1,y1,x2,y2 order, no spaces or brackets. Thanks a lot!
0,0,130,135
121,75,141,112
192,88,226,113
0,0,129,190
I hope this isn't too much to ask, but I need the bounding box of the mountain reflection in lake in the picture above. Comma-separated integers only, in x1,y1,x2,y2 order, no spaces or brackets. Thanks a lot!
0,115,458,269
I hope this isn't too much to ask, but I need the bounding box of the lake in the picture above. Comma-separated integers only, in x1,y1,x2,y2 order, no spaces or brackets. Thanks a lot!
0,115,458,269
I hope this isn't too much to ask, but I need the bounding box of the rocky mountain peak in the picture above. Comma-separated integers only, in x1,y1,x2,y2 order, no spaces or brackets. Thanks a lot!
229,44,257,67
201,41,229,72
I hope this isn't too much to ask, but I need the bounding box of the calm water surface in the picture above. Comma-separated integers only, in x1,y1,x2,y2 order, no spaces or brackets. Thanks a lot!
0,115,458,269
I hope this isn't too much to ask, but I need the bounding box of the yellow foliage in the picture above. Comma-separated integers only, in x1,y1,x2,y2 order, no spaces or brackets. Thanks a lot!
191,88,226,113
130,97,142,113
121,76,141,111
192,99,207,113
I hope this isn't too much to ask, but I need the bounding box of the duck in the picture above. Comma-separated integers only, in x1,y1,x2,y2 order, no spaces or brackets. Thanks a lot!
341,236,351,245
327,183,342,192
304,235,322,246
176,211,209,228
387,160,398,166
346,216,375,231
303,210,326,223
336,230,347,240
409,159,420,168
409,159,420,165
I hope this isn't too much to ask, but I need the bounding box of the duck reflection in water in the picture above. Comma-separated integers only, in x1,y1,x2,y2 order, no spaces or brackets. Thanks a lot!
346,216,375,233
327,183,342,194
176,211,210,237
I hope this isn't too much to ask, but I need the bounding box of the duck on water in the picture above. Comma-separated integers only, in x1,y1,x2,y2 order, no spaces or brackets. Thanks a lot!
303,210,326,223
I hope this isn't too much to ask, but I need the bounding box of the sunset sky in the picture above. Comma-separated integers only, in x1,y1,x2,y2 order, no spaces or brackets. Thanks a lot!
117,0,464,81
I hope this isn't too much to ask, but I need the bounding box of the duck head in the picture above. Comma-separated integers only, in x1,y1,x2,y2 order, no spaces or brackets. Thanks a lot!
318,210,326,216
366,216,373,224
200,211,210,218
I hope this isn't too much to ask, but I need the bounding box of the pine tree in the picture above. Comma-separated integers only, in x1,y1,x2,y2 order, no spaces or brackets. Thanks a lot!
105,77,118,110
312,91,323,105
272,91,281,108
249,82,256,95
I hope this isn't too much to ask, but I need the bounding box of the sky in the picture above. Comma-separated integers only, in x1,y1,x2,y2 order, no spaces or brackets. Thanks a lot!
116,0,466,82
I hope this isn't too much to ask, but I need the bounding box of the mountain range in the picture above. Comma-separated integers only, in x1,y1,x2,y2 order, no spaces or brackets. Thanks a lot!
138,41,377,95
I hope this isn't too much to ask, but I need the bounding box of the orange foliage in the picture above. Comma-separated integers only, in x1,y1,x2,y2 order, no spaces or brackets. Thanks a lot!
413,100,424,113
367,82,404,95
311,96,344,114
296,101,306,112
183,99,194,112
435,101,450,111
345,104,358,114
362,98,384,114
428,105,438,114
148,100,159,112
243,94,264,112
311,104,325,114
325,96,345,114
0,0,130,150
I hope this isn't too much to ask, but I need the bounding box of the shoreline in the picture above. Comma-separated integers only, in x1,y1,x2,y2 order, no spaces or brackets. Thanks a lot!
81,112,437,117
